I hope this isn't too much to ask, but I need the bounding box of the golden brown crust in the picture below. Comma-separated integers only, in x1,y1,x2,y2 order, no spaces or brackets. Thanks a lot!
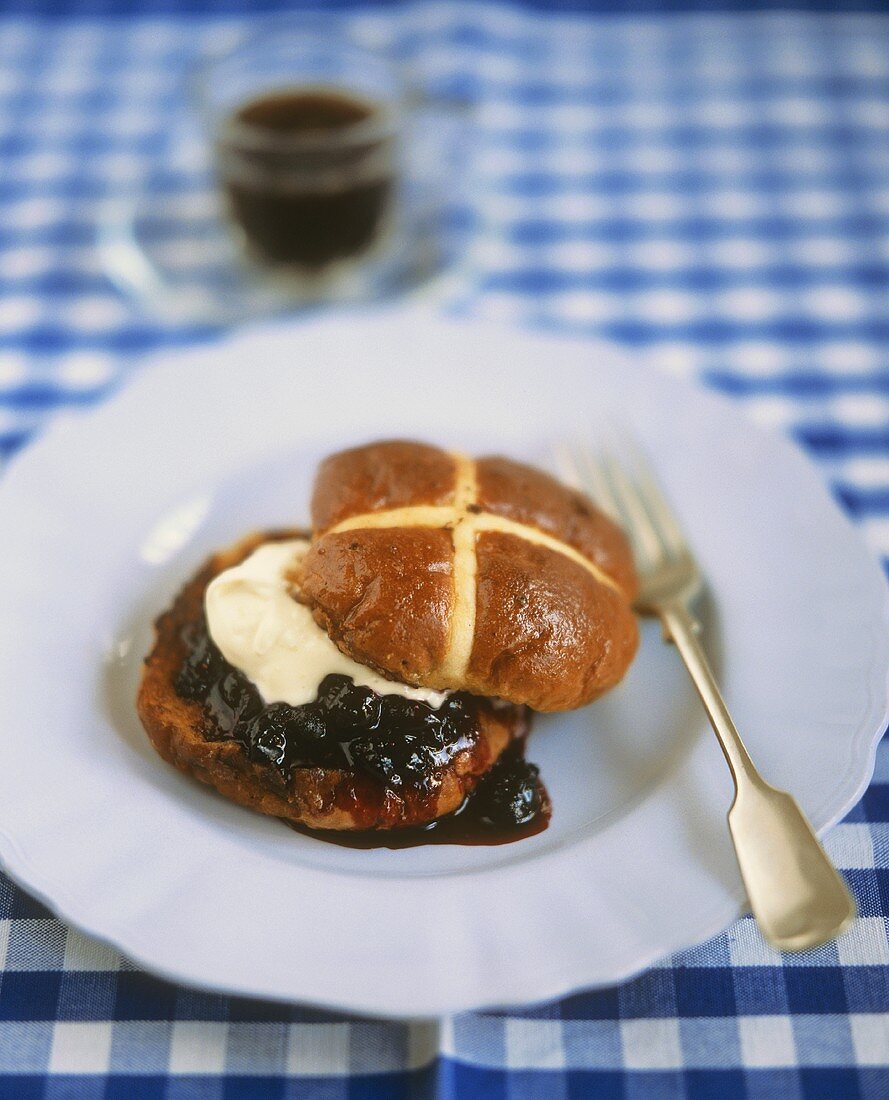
475,456,638,600
137,530,520,831
298,527,454,683
468,532,639,710
311,440,458,532
301,440,639,712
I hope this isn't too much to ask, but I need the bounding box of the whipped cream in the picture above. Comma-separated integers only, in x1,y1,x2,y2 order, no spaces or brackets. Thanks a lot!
204,539,449,708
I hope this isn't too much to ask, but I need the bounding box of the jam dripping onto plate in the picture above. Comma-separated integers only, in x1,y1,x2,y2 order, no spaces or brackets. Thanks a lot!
289,743,551,849
175,620,550,845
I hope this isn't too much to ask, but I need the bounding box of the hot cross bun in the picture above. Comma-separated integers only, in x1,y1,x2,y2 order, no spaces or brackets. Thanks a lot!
296,441,639,711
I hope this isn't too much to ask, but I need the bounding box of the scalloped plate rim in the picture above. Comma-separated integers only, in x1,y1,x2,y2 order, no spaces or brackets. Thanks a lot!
0,310,886,1018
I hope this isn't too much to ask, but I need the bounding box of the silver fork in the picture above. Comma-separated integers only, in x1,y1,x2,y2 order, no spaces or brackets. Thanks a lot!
559,438,856,951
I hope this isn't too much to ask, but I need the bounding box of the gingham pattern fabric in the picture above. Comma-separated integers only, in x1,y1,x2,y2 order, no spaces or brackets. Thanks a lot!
1,2,888,1097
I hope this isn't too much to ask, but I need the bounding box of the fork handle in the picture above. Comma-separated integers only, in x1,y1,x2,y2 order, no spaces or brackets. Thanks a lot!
660,603,856,951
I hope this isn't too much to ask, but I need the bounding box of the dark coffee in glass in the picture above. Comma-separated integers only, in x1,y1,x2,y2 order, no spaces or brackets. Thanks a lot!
216,87,395,269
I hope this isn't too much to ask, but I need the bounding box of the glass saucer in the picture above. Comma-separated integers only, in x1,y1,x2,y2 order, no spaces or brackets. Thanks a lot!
98,87,473,327
99,160,471,327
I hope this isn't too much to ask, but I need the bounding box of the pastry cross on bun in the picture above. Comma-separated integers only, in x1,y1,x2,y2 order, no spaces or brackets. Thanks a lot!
296,440,639,711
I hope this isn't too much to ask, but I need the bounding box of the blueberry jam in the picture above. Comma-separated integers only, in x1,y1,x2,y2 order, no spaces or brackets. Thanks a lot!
299,744,552,850
175,621,550,844
468,747,546,829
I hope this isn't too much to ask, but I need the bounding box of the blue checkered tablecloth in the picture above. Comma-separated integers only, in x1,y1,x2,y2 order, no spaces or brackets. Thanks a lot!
1,1,887,1096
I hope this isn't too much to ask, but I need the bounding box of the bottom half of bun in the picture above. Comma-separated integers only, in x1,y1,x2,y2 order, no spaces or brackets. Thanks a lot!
137,531,530,831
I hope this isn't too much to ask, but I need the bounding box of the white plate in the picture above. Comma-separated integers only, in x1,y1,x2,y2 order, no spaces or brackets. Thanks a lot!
0,311,886,1018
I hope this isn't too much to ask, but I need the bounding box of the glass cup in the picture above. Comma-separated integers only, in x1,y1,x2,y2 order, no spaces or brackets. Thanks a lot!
98,16,470,323
193,17,466,300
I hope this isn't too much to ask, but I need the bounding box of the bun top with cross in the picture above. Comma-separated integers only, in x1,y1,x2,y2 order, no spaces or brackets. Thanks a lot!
295,440,639,712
